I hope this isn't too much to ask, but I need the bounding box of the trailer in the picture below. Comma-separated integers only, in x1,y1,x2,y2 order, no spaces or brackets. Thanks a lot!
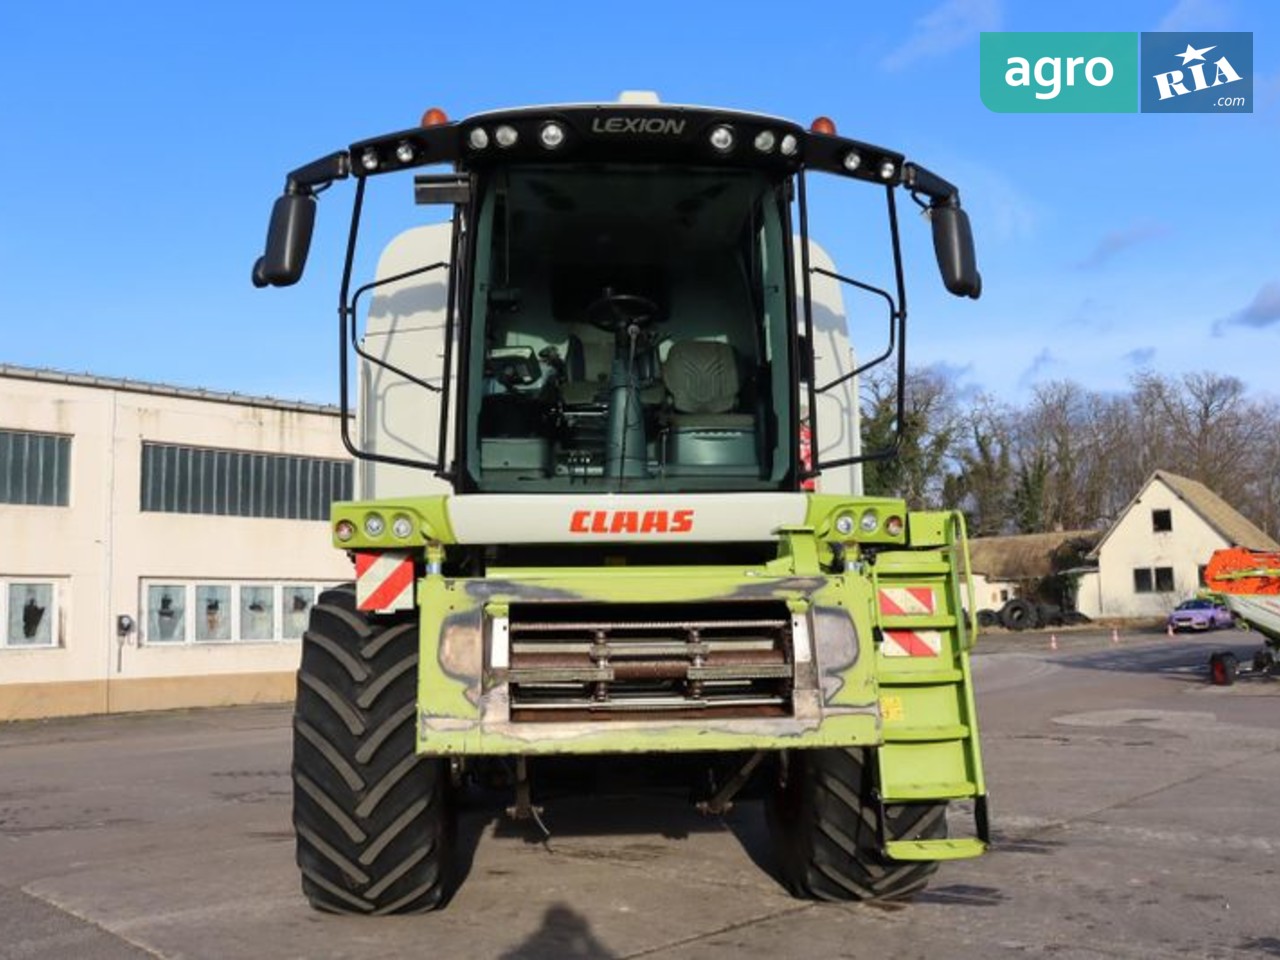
1204,547,1280,684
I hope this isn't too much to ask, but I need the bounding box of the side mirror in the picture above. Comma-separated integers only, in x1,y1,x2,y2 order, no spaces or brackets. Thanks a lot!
931,205,982,299
252,193,316,288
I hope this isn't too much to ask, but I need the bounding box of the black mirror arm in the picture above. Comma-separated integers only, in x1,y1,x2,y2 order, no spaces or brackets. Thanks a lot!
284,151,351,197
902,162,960,208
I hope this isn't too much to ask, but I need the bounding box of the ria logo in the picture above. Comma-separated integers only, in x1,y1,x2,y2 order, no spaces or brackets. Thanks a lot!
1140,32,1252,113
591,116,688,136
1152,42,1243,101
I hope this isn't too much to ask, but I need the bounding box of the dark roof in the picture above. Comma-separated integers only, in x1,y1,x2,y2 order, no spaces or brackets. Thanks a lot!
1088,470,1280,558
967,531,1100,581
0,363,341,417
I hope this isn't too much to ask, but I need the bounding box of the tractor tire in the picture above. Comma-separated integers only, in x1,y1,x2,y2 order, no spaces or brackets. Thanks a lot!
976,609,999,628
767,747,945,902
292,584,454,914
1208,651,1239,687
1000,598,1038,631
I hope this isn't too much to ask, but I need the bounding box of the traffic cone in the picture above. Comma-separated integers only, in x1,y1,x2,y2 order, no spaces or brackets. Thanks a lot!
1111,628,1119,645
1050,634,1059,651
1167,622,1175,638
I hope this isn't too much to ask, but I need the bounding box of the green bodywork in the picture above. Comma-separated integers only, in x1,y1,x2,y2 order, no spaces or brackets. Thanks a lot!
330,492,987,861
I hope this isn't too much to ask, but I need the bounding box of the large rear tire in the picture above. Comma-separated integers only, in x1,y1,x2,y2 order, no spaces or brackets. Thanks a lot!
767,747,944,901
292,584,454,914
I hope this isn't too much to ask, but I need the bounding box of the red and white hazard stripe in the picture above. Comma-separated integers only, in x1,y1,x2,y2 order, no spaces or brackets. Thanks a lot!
355,551,415,613
878,587,936,617
882,629,942,658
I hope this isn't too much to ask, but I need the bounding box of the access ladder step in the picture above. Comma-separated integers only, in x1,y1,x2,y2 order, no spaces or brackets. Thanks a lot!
882,723,970,742
879,780,980,801
884,838,987,861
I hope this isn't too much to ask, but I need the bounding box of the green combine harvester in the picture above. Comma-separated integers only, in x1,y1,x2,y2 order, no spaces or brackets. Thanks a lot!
253,93,989,913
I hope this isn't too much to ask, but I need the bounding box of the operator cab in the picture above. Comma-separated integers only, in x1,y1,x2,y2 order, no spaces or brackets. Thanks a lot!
469,165,791,492
251,96,981,497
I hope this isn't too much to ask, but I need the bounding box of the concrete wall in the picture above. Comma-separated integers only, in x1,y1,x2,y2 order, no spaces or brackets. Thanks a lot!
0,373,353,720
1094,479,1226,619
1073,571,1103,620
963,573,1015,612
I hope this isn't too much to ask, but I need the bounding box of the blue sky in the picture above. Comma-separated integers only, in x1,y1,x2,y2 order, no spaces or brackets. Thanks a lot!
1,0,1276,405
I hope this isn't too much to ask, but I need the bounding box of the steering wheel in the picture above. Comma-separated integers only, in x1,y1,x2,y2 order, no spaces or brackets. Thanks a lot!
584,292,664,333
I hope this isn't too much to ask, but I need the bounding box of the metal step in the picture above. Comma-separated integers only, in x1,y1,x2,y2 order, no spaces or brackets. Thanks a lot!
884,838,986,861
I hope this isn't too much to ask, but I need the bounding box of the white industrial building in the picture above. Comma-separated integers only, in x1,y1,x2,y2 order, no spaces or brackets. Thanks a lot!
0,365,354,721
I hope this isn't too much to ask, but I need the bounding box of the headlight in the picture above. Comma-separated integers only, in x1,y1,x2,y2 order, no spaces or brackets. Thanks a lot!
467,127,490,150
495,125,519,148
539,122,566,149
860,509,880,534
359,148,379,171
753,130,776,153
334,520,355,543
885,515,904,537
392,515,414,539
709,125,735,153
364,513,386,538
834,512,855,536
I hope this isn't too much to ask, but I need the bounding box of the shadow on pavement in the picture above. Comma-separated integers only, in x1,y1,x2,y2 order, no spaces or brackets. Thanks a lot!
498,903,619,959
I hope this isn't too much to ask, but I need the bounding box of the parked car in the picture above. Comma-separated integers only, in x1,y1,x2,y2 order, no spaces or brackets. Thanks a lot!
1167,598,1234,632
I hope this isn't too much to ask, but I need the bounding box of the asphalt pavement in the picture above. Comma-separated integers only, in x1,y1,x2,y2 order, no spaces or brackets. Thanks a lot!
1,626,1277,959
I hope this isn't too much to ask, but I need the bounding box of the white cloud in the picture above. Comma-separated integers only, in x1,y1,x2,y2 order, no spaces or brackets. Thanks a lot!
1019,348,1059,387
1158,0,1234,32
1076,221,1171,269
881,0,1002,72
1215,281,1280,335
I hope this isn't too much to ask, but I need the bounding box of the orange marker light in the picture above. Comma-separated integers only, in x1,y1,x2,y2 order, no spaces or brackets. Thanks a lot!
421,107,449,127
809,116,837,135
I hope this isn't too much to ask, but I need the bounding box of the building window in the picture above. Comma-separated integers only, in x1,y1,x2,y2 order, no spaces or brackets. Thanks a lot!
1198,565,1208,586
0,429,71,506
195,585,232,642
1133,567,1175,594
141,580,329,644
140,443,352,521
2,579,61,648
1152,509,1172,532
147,584,187,643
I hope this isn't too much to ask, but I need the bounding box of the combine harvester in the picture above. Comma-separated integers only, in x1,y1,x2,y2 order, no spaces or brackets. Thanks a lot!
253,92,989,913
1203,547,1280,684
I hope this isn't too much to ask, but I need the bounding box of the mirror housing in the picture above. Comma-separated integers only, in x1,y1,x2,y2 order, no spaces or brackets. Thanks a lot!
253,193,316,288
931,205,981,299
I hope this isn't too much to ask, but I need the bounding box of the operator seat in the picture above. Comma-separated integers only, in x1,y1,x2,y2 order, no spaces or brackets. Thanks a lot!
661,340,757,473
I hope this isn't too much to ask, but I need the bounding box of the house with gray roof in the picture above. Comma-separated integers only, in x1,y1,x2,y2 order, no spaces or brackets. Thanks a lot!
1081,470,1280,619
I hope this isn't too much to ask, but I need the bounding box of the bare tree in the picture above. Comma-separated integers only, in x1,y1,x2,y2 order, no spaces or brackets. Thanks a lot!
861,366,962,509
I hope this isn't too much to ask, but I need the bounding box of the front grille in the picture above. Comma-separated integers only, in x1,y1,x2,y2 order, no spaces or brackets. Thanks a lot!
506,601,795,721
